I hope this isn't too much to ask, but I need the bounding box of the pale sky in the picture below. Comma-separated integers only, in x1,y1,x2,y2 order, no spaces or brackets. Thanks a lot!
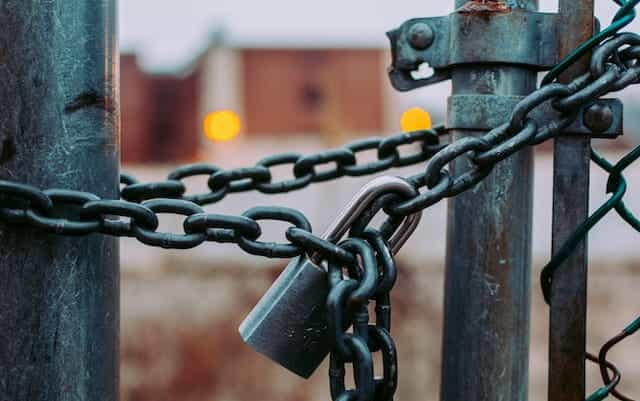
119,0,636,71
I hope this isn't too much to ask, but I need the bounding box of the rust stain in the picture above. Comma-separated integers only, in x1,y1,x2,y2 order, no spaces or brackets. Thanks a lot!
64,90,114,114
458,0,512,14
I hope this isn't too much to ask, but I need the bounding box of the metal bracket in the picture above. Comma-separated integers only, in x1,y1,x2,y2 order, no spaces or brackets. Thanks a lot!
447,95,623,139
387,5,560,91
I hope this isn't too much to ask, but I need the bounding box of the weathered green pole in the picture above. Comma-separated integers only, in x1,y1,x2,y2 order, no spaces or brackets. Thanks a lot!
440,1,536,400
0,1,120,400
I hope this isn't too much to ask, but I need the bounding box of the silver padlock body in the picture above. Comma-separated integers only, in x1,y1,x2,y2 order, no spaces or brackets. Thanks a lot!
239,256,330,378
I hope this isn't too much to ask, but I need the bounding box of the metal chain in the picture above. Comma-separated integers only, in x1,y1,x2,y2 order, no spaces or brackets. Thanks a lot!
121,127,446,204
376,33,640,219
540,30,640,401
1,33,640,264
328,231,398,401
0,127,447,263
541,32,640,302
2,30,640,401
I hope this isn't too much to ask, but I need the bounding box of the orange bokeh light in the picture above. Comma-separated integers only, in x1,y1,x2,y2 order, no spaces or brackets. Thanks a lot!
401,107,432,133
204,111,242,142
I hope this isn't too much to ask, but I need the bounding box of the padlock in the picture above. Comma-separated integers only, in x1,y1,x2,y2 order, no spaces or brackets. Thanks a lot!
239,176,422,378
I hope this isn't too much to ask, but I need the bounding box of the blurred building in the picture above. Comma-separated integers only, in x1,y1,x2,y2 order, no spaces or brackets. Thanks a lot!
120,35,433,163
214,48,384,135
121,37,638,164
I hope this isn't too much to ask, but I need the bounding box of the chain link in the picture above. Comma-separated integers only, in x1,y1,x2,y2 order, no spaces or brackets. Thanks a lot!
1,33,639,267
126,127,446,206
540,30,640,401
327,234,398,401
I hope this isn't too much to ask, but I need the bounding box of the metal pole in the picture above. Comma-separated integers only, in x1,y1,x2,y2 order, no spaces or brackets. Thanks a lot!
440,1,536,401
0,1,119,400
549,2,594,401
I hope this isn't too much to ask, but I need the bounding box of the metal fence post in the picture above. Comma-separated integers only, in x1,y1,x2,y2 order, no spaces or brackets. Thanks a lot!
0,1,120,400
549,2,594,401
440,1,537,401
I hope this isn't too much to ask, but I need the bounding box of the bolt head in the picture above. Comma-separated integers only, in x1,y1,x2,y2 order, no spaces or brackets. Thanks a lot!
583,103,614,134
408,23,434,51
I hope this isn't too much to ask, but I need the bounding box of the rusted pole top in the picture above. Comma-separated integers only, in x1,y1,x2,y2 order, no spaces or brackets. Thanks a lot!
454,0,538,10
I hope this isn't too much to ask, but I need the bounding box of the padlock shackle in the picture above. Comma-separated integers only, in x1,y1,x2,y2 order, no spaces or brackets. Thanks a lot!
320,176,422,256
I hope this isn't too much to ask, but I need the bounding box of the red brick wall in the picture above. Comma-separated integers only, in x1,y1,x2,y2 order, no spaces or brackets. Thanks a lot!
147,74,201,162
120,55,201,164
121,49,386,163
242,49,384,135
121,55,152,164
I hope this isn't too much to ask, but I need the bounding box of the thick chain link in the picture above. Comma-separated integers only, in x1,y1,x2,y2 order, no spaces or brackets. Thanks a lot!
0,127,446,263
1,34,640,265
121,127,446,204
328,232,398,401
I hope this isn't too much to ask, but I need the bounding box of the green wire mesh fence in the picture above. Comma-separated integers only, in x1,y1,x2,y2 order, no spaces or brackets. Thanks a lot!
542,2,640,399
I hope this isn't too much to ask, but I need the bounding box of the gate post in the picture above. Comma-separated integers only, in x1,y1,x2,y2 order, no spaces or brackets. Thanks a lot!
549,2,594,401
0,1,120,400
440,1,537,400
